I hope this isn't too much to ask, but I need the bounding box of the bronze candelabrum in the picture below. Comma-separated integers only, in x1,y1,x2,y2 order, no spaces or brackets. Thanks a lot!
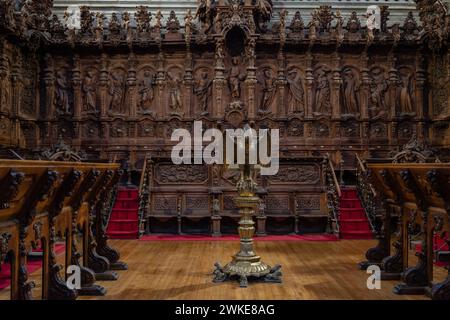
213,162,282,287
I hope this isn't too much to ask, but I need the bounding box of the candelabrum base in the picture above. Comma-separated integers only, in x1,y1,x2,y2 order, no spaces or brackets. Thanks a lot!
213,259,282,288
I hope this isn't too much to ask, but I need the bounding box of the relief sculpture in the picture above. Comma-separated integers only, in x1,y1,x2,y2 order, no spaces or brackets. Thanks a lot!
341,67,360,116
286,67,305,115
82,70,97,114
138,70,155,115
55,70,71,116
194,70,212,115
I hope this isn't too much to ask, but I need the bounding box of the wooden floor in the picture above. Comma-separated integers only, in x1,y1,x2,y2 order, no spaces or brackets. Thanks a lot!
1,239,447,300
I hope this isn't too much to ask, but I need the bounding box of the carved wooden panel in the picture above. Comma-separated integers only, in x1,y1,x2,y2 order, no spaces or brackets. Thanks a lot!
154,164,208,185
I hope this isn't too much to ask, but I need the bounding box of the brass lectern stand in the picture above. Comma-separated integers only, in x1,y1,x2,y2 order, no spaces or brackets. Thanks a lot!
213,163,282,287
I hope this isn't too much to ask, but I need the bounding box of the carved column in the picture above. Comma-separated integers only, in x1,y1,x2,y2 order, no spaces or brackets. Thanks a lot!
360,51,370,121
0,40,9,115
184,51,193,118
156,52,166,118
331,52,342,120
10,51,22,118
10,50,22,146
256,188,268,236
98,54,109,118
276,51,286,117
387,53,398,141
127,53,137,118
213,38,225,118
305,52,314,119
415,52,426,139
245,37,257,119
72,54,82,120
43,53,55,119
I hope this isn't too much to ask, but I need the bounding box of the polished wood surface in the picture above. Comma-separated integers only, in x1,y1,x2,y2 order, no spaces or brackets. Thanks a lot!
2,239,446,300
0,159,122,299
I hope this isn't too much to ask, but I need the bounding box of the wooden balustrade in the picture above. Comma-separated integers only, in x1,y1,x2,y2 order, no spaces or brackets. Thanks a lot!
362,163,450,300
0,160,124,300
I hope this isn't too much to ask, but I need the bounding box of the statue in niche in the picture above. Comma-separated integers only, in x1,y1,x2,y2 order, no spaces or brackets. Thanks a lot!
397,71,415,115
259,68,277,114
369,70,388,119
228,57,246,100
194,70,212,115
167,72,183,114
347,11,361,33
155,10,164,30
342,68,360,115
335,10,345,44
109,71,126,114
82,70,97,113
138,70,155,114
55,70,71,115
286,68,305,115
289,11,304,34
166,10,180,33
109,13,121,35
403,12,418,40
314,69,331,115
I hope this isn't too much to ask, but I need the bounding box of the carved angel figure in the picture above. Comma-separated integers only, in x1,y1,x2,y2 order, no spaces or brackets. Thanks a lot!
287,69,305,115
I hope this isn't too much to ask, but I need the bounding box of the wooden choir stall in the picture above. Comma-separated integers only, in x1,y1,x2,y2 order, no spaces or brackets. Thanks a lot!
359,162,450,300
0,160,126,300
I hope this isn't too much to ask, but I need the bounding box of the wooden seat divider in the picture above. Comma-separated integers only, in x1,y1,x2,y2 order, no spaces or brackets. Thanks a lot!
0,160,123,300
365,163,450,300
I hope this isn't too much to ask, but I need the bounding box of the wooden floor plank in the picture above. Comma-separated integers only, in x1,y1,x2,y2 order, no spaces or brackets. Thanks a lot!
0,239,447,300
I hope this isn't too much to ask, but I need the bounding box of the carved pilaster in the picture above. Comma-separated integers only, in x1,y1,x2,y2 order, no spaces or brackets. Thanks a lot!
72,54,82,120
0,40,9,115
10,52,22,117
184,51,193,117
98,54,109,119
127,53,137,118
360,51,370,121
305,52,314,119
213,39,225,118
387,53,398,120
156,52,165,118
276,51,286,117
331,52,342,120
415,52,426,121
43,53,55,119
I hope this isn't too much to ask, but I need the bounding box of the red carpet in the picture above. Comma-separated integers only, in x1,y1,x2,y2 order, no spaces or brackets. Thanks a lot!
339,187,373,240
139,234,339,242
416,233,449,267
0,243,65,291
107,187,139,239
